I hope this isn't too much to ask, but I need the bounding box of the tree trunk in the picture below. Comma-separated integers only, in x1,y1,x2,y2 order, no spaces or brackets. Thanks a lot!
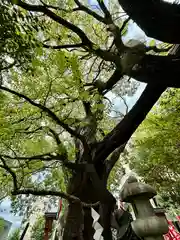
63,172,114,240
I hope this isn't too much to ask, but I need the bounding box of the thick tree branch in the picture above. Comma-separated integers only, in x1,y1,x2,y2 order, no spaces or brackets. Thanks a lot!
0,153,66,162
95,84,166,168
105,143,126,177
12,188,81,202
12,188,100,207
82,101,92,116
15,0,92,46
118,0,180,44
92,69,122,95
96,0,125,52
43,43,83,49
131,54,180,87
102,69,123,94
107,24,124,53
85,164,116,205
94,46,180,170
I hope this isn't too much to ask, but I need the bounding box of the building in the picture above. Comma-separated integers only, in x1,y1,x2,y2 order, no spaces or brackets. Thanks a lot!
22,197,58,239
0,219,12,240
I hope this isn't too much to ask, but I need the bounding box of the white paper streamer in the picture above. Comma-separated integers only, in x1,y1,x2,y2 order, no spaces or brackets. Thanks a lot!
91,208,104,240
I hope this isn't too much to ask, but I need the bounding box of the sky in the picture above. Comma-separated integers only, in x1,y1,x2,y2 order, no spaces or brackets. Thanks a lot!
0,0,166,233
0,199,22,233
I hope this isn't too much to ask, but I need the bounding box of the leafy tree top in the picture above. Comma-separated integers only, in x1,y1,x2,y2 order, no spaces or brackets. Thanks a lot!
0,0,179,220
128,89,180,208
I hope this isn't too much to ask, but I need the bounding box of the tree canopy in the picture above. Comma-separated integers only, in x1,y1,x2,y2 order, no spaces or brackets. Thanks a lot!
0,0,180,239
128,88,180,208
31,215,46,240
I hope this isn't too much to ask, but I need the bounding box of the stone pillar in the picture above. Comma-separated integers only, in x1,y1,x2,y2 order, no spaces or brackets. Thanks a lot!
120,176,168,240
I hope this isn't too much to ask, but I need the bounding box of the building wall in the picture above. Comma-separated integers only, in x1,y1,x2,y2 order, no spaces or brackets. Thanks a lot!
0,220,12,240
23,197,58,239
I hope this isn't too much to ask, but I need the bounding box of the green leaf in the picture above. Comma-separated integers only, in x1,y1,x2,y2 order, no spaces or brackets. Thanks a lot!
149,39,156,47
36,47,43,56
32,59,40,67
11,0,19,4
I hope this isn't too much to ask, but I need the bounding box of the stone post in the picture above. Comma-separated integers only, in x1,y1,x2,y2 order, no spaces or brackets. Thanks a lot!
120,176,168,240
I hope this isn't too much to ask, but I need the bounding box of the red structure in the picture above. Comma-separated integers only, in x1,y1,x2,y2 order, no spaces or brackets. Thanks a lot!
153,208,180,240
43,199,63,240
44,212,57,240
164,220,180,240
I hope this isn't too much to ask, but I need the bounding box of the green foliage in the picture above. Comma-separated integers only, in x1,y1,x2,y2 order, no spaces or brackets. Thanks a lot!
0,0,42,71
0,217,5,233
7,48,120,215
8,229,20,240
31,215,45,240
0,0,136,218
128,89,180,208
149,39,156,47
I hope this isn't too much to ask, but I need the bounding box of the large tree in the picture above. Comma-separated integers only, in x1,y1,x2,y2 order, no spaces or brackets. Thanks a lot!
1,0,180,239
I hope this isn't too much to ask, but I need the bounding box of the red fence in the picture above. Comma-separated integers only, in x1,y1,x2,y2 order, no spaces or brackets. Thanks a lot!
164,217,180,240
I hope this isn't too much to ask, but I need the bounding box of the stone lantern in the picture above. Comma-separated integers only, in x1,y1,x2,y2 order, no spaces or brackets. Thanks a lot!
120,176,168,240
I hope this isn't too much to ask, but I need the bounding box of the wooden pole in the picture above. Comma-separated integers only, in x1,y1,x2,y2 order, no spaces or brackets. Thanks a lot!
20,222,29,240
44,228,49,240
